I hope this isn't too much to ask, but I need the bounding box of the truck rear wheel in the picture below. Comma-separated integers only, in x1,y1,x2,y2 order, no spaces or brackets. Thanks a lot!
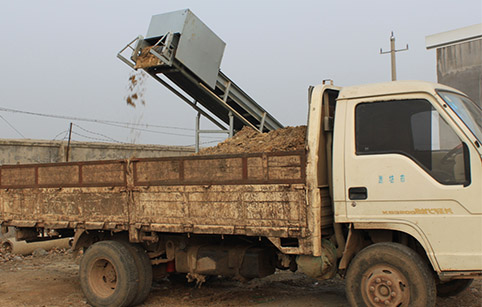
345,242,436,307
437,279,473,297
80,240,138,307
119,242,153,306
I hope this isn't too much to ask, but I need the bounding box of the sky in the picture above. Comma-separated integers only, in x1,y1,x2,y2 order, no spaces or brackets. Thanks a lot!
0,0,480,146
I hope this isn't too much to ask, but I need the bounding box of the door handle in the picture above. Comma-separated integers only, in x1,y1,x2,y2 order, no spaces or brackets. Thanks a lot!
349,187,367,200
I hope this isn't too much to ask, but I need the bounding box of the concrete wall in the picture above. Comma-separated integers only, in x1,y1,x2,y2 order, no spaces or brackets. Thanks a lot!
0,138,194,165
436,39,482,106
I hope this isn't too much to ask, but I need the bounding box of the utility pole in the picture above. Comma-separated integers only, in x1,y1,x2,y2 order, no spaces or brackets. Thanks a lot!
66,123,73,162
380,32,408,81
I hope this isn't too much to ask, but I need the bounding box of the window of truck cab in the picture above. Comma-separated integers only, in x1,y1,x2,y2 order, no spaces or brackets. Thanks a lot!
437,90,482,144
355,98,470,186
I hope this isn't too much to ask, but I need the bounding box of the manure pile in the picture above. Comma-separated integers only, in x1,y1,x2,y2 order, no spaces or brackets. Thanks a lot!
198,125,306,155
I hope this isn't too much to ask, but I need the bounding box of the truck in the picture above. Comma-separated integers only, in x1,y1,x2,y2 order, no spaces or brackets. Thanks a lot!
1,9,481,307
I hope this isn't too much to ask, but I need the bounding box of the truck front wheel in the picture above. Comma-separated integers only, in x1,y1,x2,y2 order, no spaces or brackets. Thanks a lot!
80,240,139,307
345,242,436,307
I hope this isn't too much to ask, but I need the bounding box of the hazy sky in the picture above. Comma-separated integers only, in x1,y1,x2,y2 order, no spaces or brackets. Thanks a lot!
0,0,480,146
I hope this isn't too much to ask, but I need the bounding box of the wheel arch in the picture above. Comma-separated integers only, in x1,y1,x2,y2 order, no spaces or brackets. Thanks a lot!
339,222,441,273
72,229,129,251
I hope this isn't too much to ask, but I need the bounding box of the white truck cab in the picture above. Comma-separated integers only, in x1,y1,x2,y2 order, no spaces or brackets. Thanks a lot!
309,80,481,306
335,81,481,272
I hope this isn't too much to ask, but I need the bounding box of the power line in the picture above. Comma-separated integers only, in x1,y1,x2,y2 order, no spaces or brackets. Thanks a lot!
0,114,25,138
0,106,194,132
71,131,124,144
101,121,198,138
188,139,224,147
0,105,224,140
52,129,69,140
73,124,122,144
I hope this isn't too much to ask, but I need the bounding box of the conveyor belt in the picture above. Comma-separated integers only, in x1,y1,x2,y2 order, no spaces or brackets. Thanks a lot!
118,9,283,133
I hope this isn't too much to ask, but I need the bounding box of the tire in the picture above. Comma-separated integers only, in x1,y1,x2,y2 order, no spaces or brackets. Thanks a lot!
119,242,153,306
437,279,473,297
345,242,436,307
79,240,139,307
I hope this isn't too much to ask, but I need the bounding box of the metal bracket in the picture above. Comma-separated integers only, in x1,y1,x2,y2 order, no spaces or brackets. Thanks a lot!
117,35,144,69
194,78,235,153
259,112,267,132
117,33,176,69
149,32,175,66
195,109,231,153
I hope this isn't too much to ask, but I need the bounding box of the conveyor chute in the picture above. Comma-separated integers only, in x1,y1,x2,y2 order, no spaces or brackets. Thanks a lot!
118,9,284,139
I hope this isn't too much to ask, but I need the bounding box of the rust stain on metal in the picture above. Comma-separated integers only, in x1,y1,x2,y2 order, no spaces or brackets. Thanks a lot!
0,160,127,189
131,183,307,238
81,163,125,185
38,165,78,186
1,167,36,186
183,158,243,181
133,151,305,186
136,160,180,182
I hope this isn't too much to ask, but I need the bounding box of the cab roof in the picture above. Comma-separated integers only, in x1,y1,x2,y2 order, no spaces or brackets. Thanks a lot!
337,80,465,100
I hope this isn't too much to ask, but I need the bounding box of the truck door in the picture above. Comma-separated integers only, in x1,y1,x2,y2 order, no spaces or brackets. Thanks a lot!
342,93,482,272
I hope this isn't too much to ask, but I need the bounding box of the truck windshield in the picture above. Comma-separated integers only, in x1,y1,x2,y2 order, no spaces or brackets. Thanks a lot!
438,91,482,143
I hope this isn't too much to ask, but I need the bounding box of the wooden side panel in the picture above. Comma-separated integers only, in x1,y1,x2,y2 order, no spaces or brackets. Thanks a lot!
247,157,264,180
0,160,126,189
132,184,308,238
82,163,125,185
38,165,78,185
0,187,128,228
0,151,308,239
136,160,180,183
183,158,243,181
133,151,306,186
1,167,36,186
268,155,303,180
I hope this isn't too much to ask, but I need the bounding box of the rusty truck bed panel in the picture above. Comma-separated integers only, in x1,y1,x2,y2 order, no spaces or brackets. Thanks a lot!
0,160,127,189
132,183,307,237
132,151,306,186
0,187,129,230
0,151,309,239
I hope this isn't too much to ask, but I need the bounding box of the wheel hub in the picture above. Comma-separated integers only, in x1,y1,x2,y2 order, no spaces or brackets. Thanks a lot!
89,258,118,298
363,265,410,306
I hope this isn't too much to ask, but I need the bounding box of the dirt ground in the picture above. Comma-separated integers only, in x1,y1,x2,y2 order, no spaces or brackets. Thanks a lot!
0,251,480,307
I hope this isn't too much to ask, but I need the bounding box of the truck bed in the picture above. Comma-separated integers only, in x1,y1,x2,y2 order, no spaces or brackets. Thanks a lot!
0,151,329,253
